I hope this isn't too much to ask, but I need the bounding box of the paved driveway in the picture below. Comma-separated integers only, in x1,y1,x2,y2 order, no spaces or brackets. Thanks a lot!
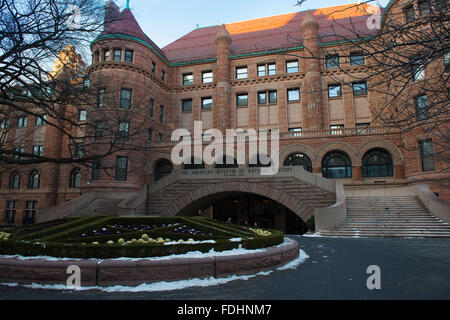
0,236,449,300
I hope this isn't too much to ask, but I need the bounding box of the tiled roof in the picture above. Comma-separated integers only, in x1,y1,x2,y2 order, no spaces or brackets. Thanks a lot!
100,8,167,60
99,3,380,64
162,3,380,63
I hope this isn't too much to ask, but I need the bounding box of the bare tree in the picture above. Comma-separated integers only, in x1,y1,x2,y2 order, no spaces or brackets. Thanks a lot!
0,0,155,177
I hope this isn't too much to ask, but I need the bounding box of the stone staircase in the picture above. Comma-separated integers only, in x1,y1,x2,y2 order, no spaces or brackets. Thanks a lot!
317,196,450,238
69,198,122,216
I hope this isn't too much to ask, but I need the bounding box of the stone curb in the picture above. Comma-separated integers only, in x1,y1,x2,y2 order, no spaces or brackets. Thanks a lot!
0,239,299,288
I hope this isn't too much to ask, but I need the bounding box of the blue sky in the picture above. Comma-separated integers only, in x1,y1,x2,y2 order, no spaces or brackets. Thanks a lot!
113,0,390,48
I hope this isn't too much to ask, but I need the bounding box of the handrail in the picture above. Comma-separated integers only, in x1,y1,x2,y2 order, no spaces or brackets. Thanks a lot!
314,181,347,231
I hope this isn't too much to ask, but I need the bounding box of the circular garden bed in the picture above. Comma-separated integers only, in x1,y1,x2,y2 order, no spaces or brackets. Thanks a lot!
0,216,284,259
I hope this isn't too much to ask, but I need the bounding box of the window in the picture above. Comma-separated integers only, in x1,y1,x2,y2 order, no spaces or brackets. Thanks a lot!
420,140,435,172
1,119,9,129
104,49,110,61
328,84,342,98
159,133,163,142
444,52,450,72
322,151,352,178
182,99,193,112
184,157,205,170
74,142,83,158
5,201,17,224
258,92,267,104
288,127,302,137
79,109,87,121
97,89,106,108
268,90,277,103
258,91,277,104
94,121,105,141
353,82,368,96
118,121,130,141
115,157,128,181
23,201,37,225
202,97,213,110
236,67,248,79
326,55,340,69
151,62,156,72
362,149,394,177
356,123,371,134
202,71,213,83
32,145,44,157
405,5,415,23
160,106,164,123
257,63,276,77
36,115,47,126
330,124,345,135
161,71,166,81
149,99,154,117
287,88,300,102
147,128,153,142
350,53,365,66
418,0,431,16
91,160,101,181
120,89,132,109
286,61,299,73
94,51,99,63
28,170,40,189
17,116,28,127
284,153,312,172
435,0,448,11
413,64,425,81
236,94,248,107
69,168,81,188
9,172,20,189
183,73,194,85
415,94,430,120
14,147,24,159
113,49,122,61
124,50,133,62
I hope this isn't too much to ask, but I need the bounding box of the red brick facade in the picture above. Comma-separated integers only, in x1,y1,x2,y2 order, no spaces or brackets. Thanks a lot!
1,1,448,226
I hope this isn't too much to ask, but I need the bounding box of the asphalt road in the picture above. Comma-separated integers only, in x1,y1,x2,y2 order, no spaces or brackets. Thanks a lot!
0,236,449,300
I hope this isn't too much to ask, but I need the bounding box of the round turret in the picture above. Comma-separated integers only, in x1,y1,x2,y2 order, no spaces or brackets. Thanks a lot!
215,24,232,45
301,11,319,32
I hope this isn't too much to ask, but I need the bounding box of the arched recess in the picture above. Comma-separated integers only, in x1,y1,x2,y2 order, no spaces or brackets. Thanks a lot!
165,181,311,220
279,143,318,167
214,155,238,168
154,159,174,182
357,139,403,165
316,141,358,166
144,153,174,173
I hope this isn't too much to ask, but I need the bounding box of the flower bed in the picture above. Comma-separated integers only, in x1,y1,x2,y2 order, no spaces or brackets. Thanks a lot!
0,217,284,259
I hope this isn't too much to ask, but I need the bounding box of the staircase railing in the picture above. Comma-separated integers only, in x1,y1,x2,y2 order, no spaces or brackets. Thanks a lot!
314,181,347,231
416,184,450,224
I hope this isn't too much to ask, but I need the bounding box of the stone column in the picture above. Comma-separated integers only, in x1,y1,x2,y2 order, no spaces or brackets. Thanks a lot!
394,164,405,180
353,166,362,182
301,12,324,131
214,25,232,133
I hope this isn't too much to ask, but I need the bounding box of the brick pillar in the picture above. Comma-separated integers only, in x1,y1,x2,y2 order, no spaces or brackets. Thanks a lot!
394,164,405,180
214,25,232,133
301,12,324,131
353,166,362,182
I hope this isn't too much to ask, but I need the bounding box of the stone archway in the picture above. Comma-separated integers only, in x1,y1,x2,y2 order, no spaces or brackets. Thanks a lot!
164,181,313,220
356,139,403,165
279,143,318,167
316,141,358,165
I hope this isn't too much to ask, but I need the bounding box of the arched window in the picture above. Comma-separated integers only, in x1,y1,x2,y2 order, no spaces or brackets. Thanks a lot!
28,170,40,189
154,159,173,182
322,151,352,178
69,168,81,188
362,149,394,177
9,172,20,189
284,153,313,172
183,157,205,170
248,154,272,168
215,156,238,169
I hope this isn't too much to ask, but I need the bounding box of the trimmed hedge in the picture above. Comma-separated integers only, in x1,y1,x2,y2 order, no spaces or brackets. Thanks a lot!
0,216,284,259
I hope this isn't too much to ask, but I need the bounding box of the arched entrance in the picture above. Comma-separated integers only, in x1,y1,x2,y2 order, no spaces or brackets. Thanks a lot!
176,191,308,235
